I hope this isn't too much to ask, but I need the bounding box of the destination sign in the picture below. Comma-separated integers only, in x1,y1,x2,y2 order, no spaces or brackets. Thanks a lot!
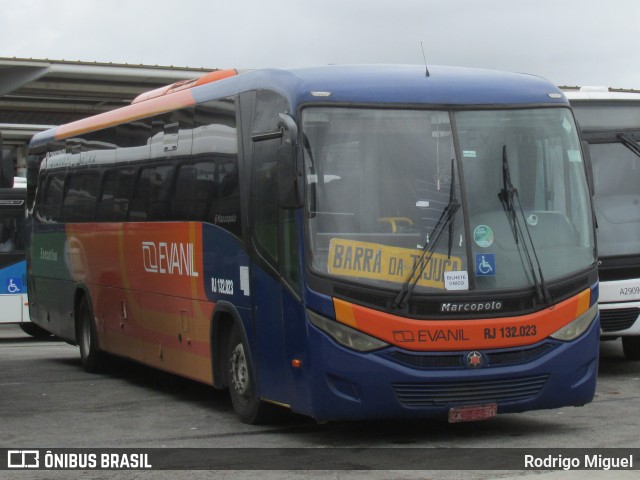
327,238,462,290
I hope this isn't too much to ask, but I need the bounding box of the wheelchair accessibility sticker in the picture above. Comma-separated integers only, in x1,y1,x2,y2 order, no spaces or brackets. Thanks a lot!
475,254,496,276
7,277,22,293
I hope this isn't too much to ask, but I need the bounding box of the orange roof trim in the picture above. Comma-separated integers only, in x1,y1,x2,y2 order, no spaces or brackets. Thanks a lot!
131,69,238,104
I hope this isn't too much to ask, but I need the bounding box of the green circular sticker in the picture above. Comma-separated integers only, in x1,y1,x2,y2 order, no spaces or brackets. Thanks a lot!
473,225,494,248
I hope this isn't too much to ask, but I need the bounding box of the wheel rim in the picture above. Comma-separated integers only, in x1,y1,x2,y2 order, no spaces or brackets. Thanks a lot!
80,313,91,357
230,343,249,397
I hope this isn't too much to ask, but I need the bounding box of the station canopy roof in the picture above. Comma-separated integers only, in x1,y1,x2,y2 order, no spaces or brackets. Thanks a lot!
0,57,216,145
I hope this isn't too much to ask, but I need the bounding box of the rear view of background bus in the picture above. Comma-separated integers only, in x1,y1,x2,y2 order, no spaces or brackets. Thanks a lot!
26,66,599,424
565,87,640,359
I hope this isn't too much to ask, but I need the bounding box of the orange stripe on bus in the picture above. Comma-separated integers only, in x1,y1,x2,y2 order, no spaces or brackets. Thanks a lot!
55,89,196,140
333,289,592,351
333,298,357,328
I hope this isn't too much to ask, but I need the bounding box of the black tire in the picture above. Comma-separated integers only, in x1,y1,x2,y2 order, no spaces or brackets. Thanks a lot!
227,324,273,424
19,322,52,338
622,336,640,361
77,296,106,372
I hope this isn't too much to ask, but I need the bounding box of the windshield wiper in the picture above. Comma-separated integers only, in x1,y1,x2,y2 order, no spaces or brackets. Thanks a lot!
393,159,460,309
618,133,640,158
497,145,551,305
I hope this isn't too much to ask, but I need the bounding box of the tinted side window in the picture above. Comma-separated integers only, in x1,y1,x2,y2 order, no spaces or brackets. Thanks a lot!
129,165,174,221
0,208,25,252
97,168,136,221
193,98,242,237
40,174,65,222
172,162,216,221
62,173,100,222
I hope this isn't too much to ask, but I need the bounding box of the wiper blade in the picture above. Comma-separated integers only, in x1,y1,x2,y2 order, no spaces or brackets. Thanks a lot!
393,159,459,309
497,145,518,245
497,145,551,305
618,133,640,158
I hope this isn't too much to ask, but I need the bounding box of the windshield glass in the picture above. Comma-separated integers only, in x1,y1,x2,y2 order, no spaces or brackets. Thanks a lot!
588,142,640,257
303,107,595,293
0,209,25,253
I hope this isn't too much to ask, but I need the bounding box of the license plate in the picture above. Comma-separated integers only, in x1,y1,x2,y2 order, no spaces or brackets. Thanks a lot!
448,403,497,423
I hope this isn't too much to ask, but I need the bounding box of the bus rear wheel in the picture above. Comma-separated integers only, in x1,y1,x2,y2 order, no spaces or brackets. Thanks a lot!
227,324,273,424
77,297,106,372
622,336,640,360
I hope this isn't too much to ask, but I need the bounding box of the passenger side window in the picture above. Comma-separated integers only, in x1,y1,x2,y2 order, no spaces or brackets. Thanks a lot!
39,174,65,222
97,168,136,221
193,97,242,238
62,173,100,222
172,161,216,220
129,165,175,221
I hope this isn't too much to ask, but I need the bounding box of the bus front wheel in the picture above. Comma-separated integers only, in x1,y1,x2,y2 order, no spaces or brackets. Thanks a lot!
227,324,272,424
77,297,106,373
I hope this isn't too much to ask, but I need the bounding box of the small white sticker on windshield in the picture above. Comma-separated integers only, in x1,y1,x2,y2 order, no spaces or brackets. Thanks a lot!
444,271,469,291
463,150,477,158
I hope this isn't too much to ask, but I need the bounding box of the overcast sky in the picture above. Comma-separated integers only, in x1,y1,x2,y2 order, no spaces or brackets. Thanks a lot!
1,0,639,89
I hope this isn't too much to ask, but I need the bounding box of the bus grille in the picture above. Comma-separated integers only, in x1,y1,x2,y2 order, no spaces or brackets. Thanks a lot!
387,344,554,369
600,308,640,332
392,374,548,407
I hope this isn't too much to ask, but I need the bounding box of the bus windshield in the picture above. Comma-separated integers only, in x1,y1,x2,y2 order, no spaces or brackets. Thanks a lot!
304,107,595,293
589,140,640,258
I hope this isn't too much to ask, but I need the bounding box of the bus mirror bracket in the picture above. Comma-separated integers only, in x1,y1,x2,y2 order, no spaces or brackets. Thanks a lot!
277,113,303,209
278,113,297,146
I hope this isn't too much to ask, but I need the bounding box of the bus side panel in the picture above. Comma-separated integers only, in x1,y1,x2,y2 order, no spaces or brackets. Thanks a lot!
95,284,145,362
29,224,76,341
282,287,314,413
140,292,214,384
66,222,216,384
249,263,290,405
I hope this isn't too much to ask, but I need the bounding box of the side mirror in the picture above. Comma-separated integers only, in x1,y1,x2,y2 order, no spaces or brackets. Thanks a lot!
277,144,304,209
277,114,303,209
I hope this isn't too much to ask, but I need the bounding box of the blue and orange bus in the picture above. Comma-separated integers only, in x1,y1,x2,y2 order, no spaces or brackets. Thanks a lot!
26,65,599,423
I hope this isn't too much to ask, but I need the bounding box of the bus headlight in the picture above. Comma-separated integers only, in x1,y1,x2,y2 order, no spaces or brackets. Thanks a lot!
550,304,598,341
307,310,389,352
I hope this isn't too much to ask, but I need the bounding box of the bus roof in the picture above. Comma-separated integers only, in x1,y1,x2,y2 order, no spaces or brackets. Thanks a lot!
30,65,567,149
563,86,640,101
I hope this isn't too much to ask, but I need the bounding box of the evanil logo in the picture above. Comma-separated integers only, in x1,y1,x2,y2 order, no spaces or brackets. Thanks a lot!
142,241,199,277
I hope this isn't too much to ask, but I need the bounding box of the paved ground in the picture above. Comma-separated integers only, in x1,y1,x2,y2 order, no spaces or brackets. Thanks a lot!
1,324,639,479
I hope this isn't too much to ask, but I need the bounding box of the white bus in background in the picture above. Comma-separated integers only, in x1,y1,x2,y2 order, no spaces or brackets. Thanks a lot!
565,86,640,359
0,134,46,337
